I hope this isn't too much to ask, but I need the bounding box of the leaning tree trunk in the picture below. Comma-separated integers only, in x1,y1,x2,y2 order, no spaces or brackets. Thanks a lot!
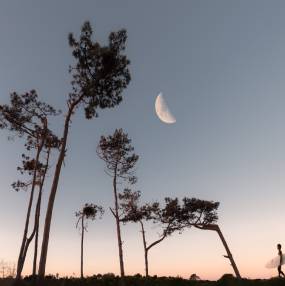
33,147,50,276
32,191,41,276
215,226,241,279
113,170,125,277
16,134,45,280
19,167,46,279
16,175,37,280
38,106,75,278
80,215,84,279
195,224,241,279
32,182,43,277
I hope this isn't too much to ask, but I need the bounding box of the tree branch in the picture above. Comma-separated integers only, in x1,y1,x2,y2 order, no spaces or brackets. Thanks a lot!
109,207,116,218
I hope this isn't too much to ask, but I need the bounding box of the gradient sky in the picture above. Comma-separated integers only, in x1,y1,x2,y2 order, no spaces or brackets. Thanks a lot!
1,0,285,280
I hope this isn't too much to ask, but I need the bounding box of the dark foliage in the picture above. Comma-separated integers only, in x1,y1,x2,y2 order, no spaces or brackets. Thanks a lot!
4,276,285,286
0,90,60,139
120,192,220,237
75,203,104,227
0,89,61,193
68,21,131,119
97,128,139,183
180,198,220,228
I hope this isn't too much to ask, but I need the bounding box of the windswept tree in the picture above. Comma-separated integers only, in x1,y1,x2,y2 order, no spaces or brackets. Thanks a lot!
0,91,60,279
120,190,183,276
37,21,131,277
180,198,241,278
179,198,220,228
120,192,222,277
97,129,138,277
76,203,104,279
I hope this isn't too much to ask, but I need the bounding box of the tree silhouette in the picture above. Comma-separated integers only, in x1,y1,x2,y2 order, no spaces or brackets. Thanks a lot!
32,145,53,277
97,129,138,277
13,145,52,279
119,190,184,276
0,91,60,279
38,21,131,277
180,198,241,278
190,273,200,281
75,203,104,279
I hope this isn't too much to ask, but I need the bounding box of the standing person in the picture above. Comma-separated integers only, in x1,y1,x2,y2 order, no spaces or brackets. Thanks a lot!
277,244,285,277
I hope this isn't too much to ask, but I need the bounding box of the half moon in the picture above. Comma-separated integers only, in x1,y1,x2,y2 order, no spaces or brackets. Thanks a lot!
155,93,176,124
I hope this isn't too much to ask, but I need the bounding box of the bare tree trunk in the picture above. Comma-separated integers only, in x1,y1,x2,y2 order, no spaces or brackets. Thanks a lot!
113,172,125,277
144,235,166,277
80,216,84,279
32,209,40,276
137,222,168,278
32,187,42,276
38,106,75,278
16,183,35,280
16,135,45,280
32,147,50,276
195,224,241,279
139,221,148,277
216,226,241,279
20,177,44,278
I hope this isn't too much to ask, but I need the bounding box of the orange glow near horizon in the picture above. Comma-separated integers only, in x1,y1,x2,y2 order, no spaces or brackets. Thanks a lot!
13,225,282,281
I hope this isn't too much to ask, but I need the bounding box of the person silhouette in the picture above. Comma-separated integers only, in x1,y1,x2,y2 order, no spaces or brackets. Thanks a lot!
277,244,285,277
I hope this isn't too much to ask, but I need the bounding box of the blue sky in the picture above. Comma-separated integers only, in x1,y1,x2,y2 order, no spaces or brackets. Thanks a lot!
1,0,285,279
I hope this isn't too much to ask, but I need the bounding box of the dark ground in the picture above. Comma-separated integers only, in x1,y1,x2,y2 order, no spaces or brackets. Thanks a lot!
1,274,284,286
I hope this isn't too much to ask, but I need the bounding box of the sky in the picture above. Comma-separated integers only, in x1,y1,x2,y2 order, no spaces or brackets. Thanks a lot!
0,0,285,280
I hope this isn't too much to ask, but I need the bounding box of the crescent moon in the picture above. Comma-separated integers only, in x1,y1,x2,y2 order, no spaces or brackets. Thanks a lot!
155,93,176,124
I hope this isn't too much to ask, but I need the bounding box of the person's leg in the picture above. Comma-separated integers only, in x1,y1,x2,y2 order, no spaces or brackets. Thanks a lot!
278,266,282,277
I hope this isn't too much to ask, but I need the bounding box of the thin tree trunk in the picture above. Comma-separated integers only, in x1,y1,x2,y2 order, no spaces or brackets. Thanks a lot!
16,184,35,280
142,231,168,278
195,224,241,279
32,187,42,277
139,221,148,277
16,134,45,280
145,250,149,277
38,104,76,278
137,223,169,278
113,171,125,277
18,144,50,278
32,197,40,276
215,226,241,279
146,235,166,252
80,216,84,279
33,147,50,276
20,175,44,277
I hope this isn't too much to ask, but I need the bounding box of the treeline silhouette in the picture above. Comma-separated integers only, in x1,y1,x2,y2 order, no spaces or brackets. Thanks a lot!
1,275,285,286
0,22,240,282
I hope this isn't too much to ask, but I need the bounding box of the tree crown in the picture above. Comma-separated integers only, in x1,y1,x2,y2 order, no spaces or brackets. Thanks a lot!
0,90,60,140
120,192,220,237
76,203,104,221
97,129,139,183
68,21,131,118
180,197,220,227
